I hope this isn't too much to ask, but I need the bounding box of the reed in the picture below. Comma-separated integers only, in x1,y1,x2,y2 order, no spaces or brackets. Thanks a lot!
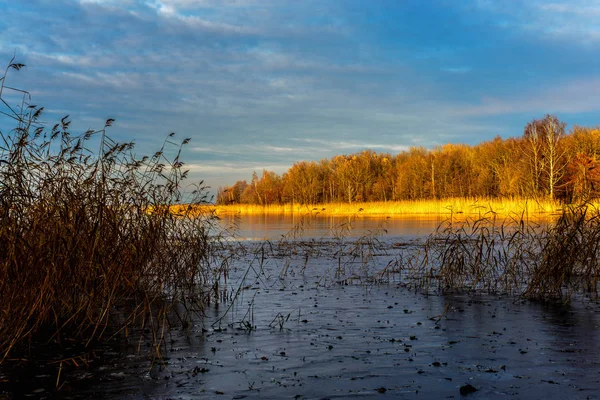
214,197,565,218
524,203,600,301
401,203,600,301
0,60,225,362
409,212,543,294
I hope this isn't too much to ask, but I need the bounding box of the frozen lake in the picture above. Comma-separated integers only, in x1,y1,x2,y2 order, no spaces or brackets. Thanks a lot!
2,214,599,399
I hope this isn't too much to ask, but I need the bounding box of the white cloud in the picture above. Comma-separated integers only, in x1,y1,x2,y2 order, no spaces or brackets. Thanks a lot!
290,138,410,153
540,2,600,16
79,0,131,4
441,66,472,74
185,162,290,174
474,0,600,43
60,72,99,85
445,76,600,117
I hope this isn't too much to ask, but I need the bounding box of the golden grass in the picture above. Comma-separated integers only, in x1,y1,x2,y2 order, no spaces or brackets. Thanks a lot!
211,197,567,218
146,204,215,218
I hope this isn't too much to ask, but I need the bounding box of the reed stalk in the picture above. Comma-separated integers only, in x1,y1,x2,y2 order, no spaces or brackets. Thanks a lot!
406,204,600,302
0,60,225,362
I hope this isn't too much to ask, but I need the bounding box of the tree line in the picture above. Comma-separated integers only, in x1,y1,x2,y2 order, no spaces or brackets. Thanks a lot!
216,115,600,205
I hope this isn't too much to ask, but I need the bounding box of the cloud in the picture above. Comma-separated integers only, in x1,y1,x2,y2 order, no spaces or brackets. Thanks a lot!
471,0,600,44
2,0,599,193
539,2,600,17
441,66,472,74
185,162,291,175
446,76,600,117
290,138,411,153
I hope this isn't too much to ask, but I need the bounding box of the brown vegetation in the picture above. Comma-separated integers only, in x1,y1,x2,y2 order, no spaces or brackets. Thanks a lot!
379,204,600,302
233,202,600,302
523,204,600,300
0,61,226,361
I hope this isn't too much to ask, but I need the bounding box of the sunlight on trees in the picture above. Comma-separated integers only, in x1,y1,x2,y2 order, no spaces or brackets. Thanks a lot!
217,115,600,206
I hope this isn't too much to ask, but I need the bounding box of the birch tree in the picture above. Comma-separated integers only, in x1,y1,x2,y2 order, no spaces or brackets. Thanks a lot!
522,114,567,199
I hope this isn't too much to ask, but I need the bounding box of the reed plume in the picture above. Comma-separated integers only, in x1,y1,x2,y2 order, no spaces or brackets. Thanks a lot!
0,59,225,361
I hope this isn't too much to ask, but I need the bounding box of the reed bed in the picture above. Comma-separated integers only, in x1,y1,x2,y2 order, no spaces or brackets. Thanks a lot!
523,204,600,301
0,61,226,362
214,197,564,218
407,212,543,295
393,204,600,302
236,203,600,303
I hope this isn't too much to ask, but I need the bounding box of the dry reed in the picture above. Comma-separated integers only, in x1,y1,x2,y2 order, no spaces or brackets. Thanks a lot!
255,202,600,303
403,204,600,302
524,203,600,301
409,212,543,294
0,60,226,362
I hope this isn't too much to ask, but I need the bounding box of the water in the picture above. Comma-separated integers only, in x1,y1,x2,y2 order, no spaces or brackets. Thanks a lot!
218,213,444,241
2,215,600,399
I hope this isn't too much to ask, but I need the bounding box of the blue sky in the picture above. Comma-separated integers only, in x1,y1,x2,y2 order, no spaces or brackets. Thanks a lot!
1,0,600,193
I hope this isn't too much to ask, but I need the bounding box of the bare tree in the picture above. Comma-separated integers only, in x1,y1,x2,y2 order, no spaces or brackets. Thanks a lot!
541,115,567,200
522,114,567,199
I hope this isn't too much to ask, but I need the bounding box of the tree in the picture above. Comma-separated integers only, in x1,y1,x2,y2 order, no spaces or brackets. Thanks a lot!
394,147,431,200
565,153,600,202
283,161,322,204
563,126,600,201
255,170,283,205
489,137,523,197
522,118,545,196
522,114,567,199
215,180,248,204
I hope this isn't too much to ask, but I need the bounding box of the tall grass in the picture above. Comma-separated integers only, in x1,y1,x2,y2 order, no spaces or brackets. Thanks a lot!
215,197,564,218
0,60,225,361
403,204,600,302
409,212,543,295
524,204,600,300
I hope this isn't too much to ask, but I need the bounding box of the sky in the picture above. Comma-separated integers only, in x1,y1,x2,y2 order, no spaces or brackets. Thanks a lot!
1,0,600,195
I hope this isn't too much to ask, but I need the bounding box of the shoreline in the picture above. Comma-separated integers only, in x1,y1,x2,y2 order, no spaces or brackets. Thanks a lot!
209,197,567,218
